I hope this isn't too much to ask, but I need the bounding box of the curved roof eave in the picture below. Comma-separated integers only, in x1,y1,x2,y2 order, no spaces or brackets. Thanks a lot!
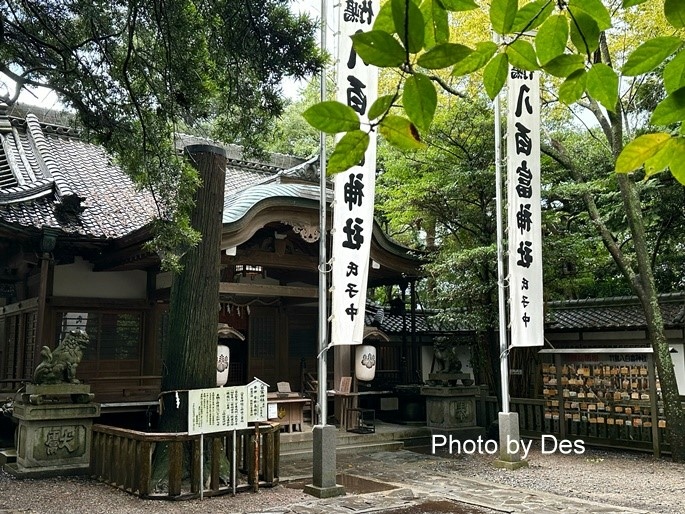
220,182,422,268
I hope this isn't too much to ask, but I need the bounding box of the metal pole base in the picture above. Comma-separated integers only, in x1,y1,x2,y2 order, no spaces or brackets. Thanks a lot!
304,424,345,498
492,412,529,470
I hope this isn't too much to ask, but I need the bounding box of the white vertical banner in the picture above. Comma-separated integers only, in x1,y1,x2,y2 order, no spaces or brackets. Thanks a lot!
330,0,379,346
507,68,543,347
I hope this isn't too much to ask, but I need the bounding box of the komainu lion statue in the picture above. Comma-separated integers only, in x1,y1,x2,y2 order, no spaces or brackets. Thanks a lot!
433,336,462,374
33,330,89,385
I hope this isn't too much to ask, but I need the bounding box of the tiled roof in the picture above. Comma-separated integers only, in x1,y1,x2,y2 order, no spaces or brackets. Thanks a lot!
362,293,685,337
0,113,307,241
0,114,158,239
546,293,685,330
363,301,448,335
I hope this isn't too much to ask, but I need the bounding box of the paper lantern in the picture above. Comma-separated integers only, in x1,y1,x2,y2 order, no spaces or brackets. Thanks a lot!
355,344,376,381
217,344,230,387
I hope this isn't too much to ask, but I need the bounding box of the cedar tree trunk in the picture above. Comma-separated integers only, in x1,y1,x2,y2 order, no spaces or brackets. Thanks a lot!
160,143,227,431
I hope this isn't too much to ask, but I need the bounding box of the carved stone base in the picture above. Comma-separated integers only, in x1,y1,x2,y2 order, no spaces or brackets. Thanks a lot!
9,402,100,477
428,373,471,386
20,384,94,405
421,386,480,431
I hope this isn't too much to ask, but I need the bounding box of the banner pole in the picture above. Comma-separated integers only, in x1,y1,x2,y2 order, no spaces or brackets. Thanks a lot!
493,34,509,415
317,0,328,427
304,0,344,497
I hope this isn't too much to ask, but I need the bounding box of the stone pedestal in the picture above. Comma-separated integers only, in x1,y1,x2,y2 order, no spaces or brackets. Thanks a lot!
420,385,483,439
493,411,529,470
304,424,345,498
5,385,100,478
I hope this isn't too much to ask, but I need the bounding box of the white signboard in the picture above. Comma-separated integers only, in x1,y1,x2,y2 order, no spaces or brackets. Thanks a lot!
188,380,268,435
507,67,543,347
246,379,268,422
330,0,380,346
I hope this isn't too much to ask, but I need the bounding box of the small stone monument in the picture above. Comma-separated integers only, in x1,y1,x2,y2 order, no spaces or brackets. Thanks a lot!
5,330,101,478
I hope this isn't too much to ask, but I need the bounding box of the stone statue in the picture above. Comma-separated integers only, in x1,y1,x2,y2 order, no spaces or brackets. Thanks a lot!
428,336,473,386
33,330,89,385
433,336,462,374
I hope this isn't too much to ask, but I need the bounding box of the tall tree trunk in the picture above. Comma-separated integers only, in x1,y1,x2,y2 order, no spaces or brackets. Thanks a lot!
160,144,227,431
616,174,685,461
151,144,227,491
543,95,685,460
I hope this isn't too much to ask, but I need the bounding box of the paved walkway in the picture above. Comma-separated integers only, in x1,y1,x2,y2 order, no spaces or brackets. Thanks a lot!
273,449,647,514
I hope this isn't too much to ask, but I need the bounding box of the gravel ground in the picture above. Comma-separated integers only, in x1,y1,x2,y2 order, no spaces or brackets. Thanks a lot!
0,472,311,514
427,440,685,514
1,442,684,513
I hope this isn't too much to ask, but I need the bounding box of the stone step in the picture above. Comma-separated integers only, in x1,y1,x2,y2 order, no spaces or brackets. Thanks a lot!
0,448,17,465
280,440,405,460
278,423,431,458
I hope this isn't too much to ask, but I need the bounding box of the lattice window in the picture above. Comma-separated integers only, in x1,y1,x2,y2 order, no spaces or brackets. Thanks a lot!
55,310,143,373
250,315,276,359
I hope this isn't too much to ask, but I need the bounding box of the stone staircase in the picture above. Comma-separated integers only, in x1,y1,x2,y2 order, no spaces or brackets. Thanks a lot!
279,421,431,458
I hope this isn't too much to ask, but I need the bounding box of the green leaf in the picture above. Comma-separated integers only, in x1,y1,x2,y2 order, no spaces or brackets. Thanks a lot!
622,37,682,76
451,41,498,76
506,40,539,71
490,0,518,35
543,54,586,78
665,0,685,28
373,1,395,33
379,115,426,150
651,87,685,126
615,133,671,173
558,69,587,105
368,95,395,121
351,30,407,68
392,0,425,54
586,63,618,112
439,0,478,11
328,131,370,174
536,15,569,65
512,0,554,33
421,0,449,46
483,52,509,100
622,0,649,7
302,101,360,133
667,138,685,184
569,0,611,31
417,43,473,69
569,12,599,55
664,51,685,94
403,73,437,132
644,137,677,177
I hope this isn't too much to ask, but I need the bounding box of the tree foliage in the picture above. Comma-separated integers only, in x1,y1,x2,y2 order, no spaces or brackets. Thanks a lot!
304,0,685,184
1,0,323,270
303,0,685,460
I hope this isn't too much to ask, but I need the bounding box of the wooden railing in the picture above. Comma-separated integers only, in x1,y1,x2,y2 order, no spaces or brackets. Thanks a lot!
479,395,551,437
91,421,280,499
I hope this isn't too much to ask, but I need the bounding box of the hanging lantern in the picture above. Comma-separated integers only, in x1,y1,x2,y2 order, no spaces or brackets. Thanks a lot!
355,344,376,381
217,344,230,387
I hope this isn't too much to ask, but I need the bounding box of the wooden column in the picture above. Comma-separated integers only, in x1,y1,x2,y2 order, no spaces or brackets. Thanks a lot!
35,228,58,367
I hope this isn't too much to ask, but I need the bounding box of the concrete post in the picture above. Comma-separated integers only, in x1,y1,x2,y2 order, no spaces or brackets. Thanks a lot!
304,425,344,498
493,411,529,470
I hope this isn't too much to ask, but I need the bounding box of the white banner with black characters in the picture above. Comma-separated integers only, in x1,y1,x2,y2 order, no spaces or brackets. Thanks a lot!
507,68,543,347
330,0,379,346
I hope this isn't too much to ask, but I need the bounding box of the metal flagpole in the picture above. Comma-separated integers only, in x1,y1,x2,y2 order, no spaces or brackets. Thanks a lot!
317,0,328,431
305,0,344,496
493,64,510,416
493,33,527,470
